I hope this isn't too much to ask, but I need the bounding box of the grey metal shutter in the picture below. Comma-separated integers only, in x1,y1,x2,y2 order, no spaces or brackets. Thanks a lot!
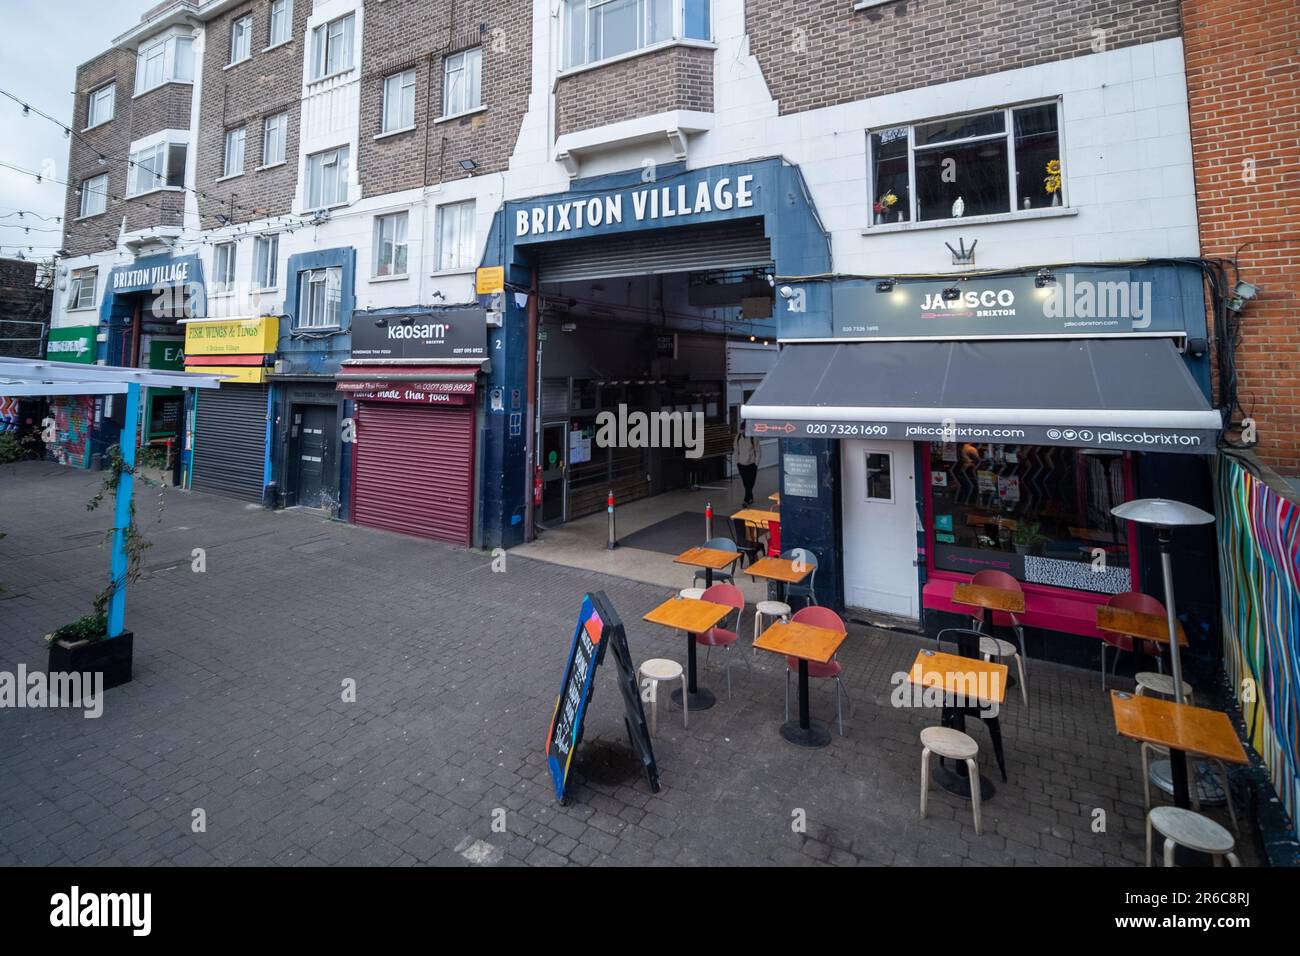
540,378,569,419
536,219,772,284
190,383,268,501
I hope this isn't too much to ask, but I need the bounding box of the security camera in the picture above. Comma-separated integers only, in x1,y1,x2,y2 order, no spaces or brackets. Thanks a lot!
778,286,794,300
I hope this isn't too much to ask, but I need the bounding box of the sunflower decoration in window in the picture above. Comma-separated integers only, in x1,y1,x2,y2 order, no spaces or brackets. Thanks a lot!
874,190,900,224
1044,159,1062,206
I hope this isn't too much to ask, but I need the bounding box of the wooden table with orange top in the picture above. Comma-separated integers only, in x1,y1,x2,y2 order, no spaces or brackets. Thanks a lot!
952,582,1026,619
672,546,742,589
731,508,780,528
746,555,813,607
754,620,847,747
1109,690,1247,766
907,649,1010,799
1096,605,1189,647
643,596,733,711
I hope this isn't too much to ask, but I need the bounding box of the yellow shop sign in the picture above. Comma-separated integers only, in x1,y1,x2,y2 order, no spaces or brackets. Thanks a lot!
187,365,269,384
184,317,279,356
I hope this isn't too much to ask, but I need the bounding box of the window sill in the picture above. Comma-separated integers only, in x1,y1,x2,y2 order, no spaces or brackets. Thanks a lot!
374,125,417,141
66,305,98,313
132,80,193,99
74,212,107,223
434,105,487,125
263,39,293,54
125,186,185,200
307,67,357,87
256,161,287,172
224,56,252,72
854,0,903,10
215,172,244,183
370,273,409,283
555,38,717,82
82,121,112,133
209,291,237,299
861,205,1078,235
299,200,352,216
430,268,475,278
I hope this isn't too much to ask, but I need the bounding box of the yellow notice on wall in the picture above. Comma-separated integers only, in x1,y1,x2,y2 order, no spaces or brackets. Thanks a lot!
184,316,279,356
475,266,505,296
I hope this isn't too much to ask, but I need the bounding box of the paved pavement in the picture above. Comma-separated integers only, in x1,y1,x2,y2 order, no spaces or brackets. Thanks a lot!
0,461,1246,866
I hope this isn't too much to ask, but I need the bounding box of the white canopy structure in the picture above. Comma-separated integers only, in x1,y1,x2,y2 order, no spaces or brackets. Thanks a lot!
0,356,225,639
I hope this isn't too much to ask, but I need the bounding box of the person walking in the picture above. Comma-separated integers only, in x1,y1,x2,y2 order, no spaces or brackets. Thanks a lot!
735,423,761,507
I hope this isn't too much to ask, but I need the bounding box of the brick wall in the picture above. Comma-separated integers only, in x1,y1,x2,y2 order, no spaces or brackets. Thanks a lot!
554,45,713,138
1184,0,1300,475
62,46,193,257
196,0,309,228
0,258,52,359
358,0,533,196
747,0,1181,114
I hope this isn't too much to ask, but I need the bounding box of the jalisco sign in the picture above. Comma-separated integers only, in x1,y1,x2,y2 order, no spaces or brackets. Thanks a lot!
184,317,279,356
351,307,488,362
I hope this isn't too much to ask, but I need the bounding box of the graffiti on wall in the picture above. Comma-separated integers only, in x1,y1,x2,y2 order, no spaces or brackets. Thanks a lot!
49,396,94,468
0,396,19,433
1215,452,1300,829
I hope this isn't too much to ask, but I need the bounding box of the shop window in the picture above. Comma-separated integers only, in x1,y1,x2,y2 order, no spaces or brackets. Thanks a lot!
86,83,115,128
127,141,186,195
68,267,97,311
262,112,288,166
865,452,893,502
927,443,1133,594
79,173,109,218
435,200,476,272
305,145,349,209
384,69,417,132
230,15,254,65
562,0,706,70
373,212,409,278
311,13,354,80
223,126,246,178
868,101,1063,225
442,49,481,117
253,234,279,290
269,0,292,47
298,266,342,328
212,241,236,294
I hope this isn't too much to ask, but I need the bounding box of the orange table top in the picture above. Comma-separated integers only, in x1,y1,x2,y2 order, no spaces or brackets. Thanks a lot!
906,650,1008,705
1096,605,1188,647
952,582,1025,615
745,556,812,585
1110,690,1248,764
731,508,780,527
673,546,743,571
769,492,780,503
752,621,846,664
643,597,732,633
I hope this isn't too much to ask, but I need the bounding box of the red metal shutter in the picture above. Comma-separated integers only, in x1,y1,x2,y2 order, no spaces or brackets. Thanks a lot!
352,401,475,545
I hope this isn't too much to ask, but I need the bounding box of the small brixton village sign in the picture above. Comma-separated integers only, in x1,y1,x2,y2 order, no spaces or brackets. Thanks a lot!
545,592,659,802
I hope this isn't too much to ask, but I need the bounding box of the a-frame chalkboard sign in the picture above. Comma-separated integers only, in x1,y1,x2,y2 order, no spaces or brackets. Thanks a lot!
544,592,660,802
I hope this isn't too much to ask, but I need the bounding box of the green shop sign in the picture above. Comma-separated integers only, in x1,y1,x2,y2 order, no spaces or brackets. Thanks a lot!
45,325,98,363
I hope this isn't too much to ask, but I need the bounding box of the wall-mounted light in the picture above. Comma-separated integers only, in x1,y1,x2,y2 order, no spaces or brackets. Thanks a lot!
1035,268,1057,288
941,287,962,302
778,285,794,299
459,159,479,173
375,318,389,327
399,315,414,325
1228,280,1259,312
875,279,896,293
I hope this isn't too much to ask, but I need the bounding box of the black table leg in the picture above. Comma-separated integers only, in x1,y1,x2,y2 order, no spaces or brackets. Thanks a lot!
780,658,830,747
1163,746,1212,865
674,631,716,711
932,704,996,800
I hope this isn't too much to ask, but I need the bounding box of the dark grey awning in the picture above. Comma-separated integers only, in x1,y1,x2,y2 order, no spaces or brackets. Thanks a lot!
741,339,1221,454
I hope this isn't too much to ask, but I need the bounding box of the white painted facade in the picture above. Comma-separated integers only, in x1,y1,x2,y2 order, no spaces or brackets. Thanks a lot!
51,1,1200,334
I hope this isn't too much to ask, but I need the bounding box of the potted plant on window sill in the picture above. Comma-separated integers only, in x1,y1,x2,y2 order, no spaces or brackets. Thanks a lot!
1012,520,1051,556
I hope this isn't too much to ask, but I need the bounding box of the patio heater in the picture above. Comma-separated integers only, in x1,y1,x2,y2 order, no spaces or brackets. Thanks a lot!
1109,497,1215,812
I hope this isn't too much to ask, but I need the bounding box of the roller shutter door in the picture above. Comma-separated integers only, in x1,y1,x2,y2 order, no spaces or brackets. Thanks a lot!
352,401,475,545
190,384,268,501
536,219,772,284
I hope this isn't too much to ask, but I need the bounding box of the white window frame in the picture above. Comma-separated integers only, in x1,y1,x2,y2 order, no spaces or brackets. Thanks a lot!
311,13,355,81
435,200,476,273
79,173,109,218
262,112,288,167
297,266,343,329
212,241,237,295
373,212,410,278
268,0,293,48
86,84,115,129
866,99,1066,228
562,0,708,71
134,33,194,94
253,234,279,290
230,15,254,65
305,145,350,210
442,48,481,118
223,126,246,178
382,69,417,133
68,267,98,311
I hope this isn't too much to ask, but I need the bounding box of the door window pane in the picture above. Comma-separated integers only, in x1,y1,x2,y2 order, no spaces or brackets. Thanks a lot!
866,452,892,501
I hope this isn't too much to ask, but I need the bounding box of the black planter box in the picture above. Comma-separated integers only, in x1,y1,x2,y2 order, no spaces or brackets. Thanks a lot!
47,631,133,690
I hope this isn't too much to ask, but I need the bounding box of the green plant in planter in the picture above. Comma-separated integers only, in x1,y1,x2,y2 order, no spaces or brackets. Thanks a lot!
45,445,161,647
1012,520,1051,553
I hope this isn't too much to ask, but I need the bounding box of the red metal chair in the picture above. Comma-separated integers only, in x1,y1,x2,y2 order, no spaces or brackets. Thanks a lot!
969,569,1030,706
697,583,749,698
1101,591,1167,690
784,606,852,736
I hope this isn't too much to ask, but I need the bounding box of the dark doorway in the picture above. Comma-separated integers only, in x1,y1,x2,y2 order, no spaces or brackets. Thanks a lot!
540,422,566,523
290,403,338,511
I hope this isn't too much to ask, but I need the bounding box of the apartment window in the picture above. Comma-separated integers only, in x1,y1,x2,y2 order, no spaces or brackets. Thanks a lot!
230,15,254,65
128,142,187,195
79,173,109,218
68,267,98,311
562,0,707,69
262,112,288,166
436,201,476,272
254,234,279,290
134,34,194,94
442,49,481,117
383,69,417,133
311,13,354,80
86,84,115,128
223,127,246,178
305,146,350,209
297,267,342,328
373,212,409,278
269,0,292,47
869,101,1064,225
213,242,237,294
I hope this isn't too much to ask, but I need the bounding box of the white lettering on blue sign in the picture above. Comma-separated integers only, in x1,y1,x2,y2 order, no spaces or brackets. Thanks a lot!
516,175,754,238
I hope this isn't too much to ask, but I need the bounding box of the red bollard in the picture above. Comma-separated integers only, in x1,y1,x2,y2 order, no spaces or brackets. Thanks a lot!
607,491,618,550
705,501,714,541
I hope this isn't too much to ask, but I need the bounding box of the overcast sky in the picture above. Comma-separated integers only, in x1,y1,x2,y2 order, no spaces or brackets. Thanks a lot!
0,1,155,267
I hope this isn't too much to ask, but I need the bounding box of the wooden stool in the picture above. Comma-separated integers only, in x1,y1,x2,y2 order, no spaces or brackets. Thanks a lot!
919,726,983,835
980,636,1028,708
638,658,687,737
1136,672,1194,703
1146,806,1240,867
752,600,791,655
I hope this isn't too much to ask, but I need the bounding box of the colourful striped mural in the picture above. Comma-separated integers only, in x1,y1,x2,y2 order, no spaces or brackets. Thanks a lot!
1215,452,1300,828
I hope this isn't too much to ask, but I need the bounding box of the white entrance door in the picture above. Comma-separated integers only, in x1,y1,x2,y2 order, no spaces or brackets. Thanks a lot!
841,440,918,619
